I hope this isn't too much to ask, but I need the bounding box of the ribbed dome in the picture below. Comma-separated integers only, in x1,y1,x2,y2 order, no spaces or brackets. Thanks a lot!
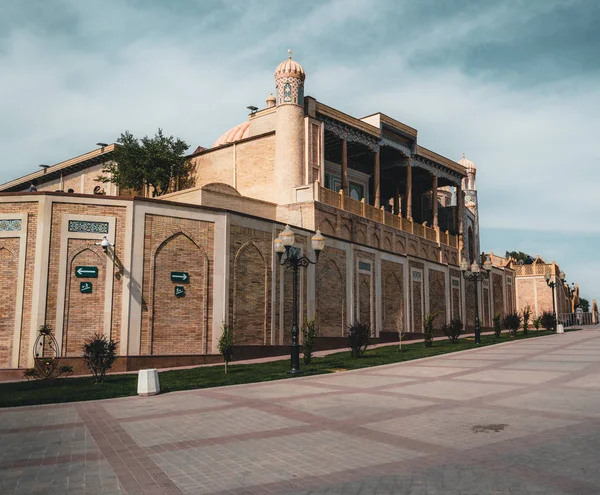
274,49,306,80
458,152,476,172
212,121,250,147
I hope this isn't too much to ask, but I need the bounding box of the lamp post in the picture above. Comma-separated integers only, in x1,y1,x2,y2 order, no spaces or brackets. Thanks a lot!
544,271,565,330
274,225,325,374
460,256,492,344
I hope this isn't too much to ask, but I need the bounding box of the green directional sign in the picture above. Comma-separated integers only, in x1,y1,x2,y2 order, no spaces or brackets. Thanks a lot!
80,281,93,294
171,272,189,283
75,266,98,278
174,286,186,298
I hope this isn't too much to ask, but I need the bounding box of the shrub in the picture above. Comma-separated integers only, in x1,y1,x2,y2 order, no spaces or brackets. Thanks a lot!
218,323,234,374
347,321,371,357
423,313,437,347
493,314,502,338
83,333,118,383
82,333,118,383
522,306,531,335
442,318,462,344
301,317,318,365
541,311,555,330
533,317,541,331
503,312,521,337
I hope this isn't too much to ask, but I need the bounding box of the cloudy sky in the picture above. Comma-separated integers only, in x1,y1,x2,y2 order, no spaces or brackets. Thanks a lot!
1,0,599,302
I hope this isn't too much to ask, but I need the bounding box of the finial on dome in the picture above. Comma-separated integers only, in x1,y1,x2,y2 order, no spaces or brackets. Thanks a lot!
462,152,466,159
288,48,292,59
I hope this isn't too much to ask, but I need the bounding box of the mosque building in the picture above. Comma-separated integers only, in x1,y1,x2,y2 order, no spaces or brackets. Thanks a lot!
0,51,516,373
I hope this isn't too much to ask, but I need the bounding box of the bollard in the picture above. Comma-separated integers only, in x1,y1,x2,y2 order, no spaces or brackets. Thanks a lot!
557,324,565,334
138,369,160,396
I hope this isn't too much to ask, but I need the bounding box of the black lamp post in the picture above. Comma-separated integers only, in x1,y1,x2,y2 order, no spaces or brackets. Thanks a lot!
274,225,325,374
460,256,492,344
545,270,565,330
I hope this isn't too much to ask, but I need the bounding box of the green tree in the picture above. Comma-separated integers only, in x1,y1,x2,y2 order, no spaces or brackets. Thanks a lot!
579,298,589,312
98,129,194,196
505,251,533,263
218,323,234,374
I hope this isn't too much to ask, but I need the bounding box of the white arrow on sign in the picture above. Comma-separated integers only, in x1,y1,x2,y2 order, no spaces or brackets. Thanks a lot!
76,267,97,276
172,273,188,281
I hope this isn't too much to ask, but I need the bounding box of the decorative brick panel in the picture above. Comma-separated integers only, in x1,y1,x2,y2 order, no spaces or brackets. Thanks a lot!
63,243,106,356
141,214,214,355
428,269,446,325
0,239,18,367
358,273,371,326
229,226,272,345
47,203,127,355
381,260,403,333
315,247,346,337
493,273,504,316
0,203,37,367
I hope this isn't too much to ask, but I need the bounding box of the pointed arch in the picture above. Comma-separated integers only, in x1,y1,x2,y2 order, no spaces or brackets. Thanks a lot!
232,241,269,345
318,218,335,236
150,231,208,355
383,236,392,252
341,224,352,240
356,229,367,245
64,248,106,356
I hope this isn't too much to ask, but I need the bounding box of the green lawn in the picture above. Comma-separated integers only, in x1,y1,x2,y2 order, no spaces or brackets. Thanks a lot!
0,329,557,408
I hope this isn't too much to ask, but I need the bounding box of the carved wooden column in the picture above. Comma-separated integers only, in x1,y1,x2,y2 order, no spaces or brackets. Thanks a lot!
405,159,413,220
341,138,349,196
374,150,381,207
432,174,439,228
393,183,400,215
457,183,464,256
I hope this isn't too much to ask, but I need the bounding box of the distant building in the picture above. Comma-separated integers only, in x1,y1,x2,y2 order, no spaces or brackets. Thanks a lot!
0,51,515,372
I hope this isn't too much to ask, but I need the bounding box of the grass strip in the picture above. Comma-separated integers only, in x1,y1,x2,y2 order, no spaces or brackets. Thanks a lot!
0,330,557,408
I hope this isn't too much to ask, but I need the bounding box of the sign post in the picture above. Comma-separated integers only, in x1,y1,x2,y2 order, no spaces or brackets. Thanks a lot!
170,272,189,283
75,266,98,278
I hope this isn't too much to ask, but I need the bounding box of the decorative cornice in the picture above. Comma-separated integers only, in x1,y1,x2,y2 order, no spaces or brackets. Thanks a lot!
412,157,463,185
380,137,412,158
318,115,380,152
415,146,466,176
315,102,380,137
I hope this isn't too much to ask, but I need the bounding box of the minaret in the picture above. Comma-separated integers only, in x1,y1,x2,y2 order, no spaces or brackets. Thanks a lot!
273,49,306,204
458,153,480,262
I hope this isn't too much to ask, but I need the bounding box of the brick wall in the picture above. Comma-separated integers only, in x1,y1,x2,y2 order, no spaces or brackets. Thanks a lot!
428,269,446,326
358,273,371,326
192,146,234,189
381,260,403,333
63,242,106,356
140,214,214,355
315,247,346,337
465,279,475,327
229,225,272,345
0,239,18,367
482,284,490,327
235,134,276,203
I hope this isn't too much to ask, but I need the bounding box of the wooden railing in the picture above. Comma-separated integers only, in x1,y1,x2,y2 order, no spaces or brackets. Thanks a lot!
316,185,459,248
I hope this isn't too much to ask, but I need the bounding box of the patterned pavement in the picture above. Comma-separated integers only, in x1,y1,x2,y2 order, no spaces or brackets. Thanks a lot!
1,329,600,494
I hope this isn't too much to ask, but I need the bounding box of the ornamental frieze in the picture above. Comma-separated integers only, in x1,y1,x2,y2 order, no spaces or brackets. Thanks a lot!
0,219,22,232
68,220,109,234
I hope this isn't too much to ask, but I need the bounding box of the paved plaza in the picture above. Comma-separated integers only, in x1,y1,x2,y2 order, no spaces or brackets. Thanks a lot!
1,329,600,494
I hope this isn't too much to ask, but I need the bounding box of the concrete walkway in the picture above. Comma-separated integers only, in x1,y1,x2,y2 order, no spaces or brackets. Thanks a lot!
1,329,599,494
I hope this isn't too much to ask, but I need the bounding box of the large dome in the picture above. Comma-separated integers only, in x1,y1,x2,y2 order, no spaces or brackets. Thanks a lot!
212,121,250,147
458,152,476,172
274,49,306,80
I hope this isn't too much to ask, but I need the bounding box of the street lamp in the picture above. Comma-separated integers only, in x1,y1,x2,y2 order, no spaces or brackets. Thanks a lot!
274,226,325,374
460,256,492,344
545,271,565,330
